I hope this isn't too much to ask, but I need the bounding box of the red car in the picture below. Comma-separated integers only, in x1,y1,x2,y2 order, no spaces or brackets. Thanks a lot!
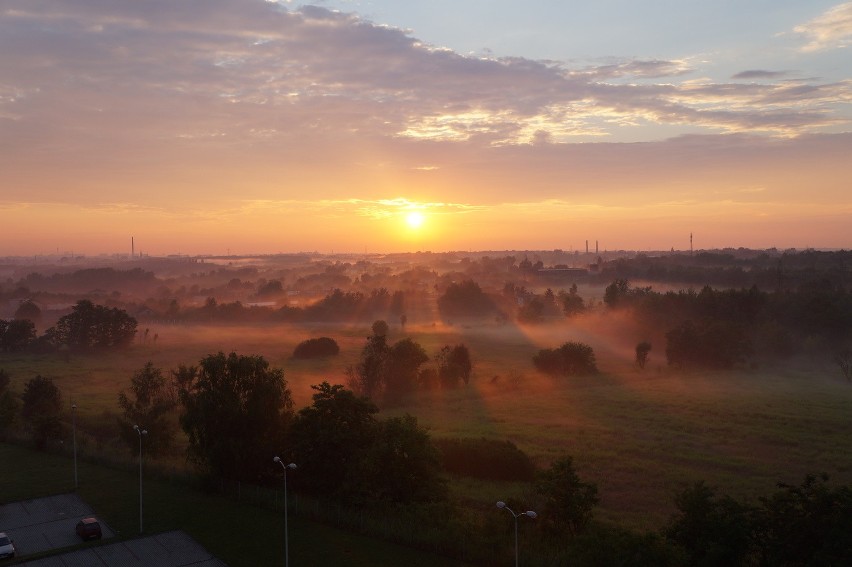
75,517,102,540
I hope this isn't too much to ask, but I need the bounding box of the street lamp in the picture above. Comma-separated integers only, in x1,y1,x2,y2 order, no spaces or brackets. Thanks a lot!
273,456,297,567
496,501,537,567
71,403,77,488
133,425,147,534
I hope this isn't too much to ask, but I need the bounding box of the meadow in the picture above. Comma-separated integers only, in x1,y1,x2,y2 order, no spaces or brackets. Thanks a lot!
3,313,851,533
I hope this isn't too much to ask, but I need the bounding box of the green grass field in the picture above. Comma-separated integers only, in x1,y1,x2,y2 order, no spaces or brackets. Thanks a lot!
3,315,852,534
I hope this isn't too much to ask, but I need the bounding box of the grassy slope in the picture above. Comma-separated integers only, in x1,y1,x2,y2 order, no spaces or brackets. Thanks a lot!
0,443,471,567
3,316,851,532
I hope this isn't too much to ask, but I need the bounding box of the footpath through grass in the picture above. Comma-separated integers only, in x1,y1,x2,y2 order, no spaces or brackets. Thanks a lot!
0,443,472,567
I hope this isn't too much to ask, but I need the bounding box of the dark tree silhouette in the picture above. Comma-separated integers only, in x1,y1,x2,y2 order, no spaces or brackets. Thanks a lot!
47,299,137,350
117,362,177,457
177,352,293,481
636,341,652,370
21,375,63,450
535,456,599,536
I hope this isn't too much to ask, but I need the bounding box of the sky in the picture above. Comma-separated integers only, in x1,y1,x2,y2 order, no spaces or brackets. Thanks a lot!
1,0,850,256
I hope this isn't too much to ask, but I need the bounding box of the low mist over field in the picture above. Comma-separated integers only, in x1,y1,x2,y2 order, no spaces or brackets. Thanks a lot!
2,250,851,537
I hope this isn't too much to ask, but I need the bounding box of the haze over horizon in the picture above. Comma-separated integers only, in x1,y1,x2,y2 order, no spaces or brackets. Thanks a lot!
2,0,850,256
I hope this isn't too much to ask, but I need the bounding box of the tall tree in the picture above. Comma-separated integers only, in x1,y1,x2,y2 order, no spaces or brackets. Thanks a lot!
534,456,599,536
21,375,63,450
177,352,293,481
364,414,447,503
436,344,473,388
117,362,177,458
0,370,19,440
346,322,390,399
289,382,379,504
636,341,652,370
383,338,429,402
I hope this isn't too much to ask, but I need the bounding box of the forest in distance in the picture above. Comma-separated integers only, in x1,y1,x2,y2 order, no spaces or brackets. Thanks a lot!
1,247,851,566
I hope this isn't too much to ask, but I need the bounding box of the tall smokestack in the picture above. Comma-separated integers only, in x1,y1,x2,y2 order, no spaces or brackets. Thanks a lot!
585,240,589,254
596,240,599,254
131,237,135,258
690,233,693,255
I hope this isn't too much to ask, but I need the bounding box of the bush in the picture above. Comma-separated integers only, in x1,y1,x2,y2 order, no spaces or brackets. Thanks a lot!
433,437,535,481
292,337,340,359
533,342,598,376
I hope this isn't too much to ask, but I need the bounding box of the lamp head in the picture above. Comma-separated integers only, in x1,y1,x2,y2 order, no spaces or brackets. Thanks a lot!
496,501,506,509
525,511,538,519
287,463,297,470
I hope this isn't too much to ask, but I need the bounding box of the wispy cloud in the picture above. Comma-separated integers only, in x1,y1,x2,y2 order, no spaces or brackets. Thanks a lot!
794,2,852,52
732,70,789,80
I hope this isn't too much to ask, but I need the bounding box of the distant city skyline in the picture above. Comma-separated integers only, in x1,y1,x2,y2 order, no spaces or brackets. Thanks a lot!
1,1,850,255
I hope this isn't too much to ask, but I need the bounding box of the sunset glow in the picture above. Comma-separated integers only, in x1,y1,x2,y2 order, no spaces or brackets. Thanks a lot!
406,212,425,229
1,1,850,255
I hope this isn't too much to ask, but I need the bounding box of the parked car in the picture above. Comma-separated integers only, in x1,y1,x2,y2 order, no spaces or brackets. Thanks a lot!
75,517,102,540
0,532,15,560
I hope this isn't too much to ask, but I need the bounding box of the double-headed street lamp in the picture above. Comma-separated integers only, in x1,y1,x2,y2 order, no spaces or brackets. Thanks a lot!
273,456,297,567
133,425,147,534
496,501,537,567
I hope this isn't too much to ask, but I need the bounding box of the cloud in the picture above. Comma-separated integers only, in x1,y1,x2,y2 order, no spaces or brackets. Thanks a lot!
794,2,852,52
732,70,789,80
1,0,848,161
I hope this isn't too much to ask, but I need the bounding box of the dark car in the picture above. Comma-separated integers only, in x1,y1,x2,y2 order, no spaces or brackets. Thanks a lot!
75,517,102,540
0,532,15,560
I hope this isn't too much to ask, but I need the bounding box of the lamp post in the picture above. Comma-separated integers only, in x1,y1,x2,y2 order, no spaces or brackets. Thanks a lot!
71,403,77,488
496,501,537,567
133,425,147,534
273,456,297,567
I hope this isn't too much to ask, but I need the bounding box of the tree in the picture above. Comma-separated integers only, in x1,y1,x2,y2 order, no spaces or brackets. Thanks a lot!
517,296,545,323
364,414,447,503
437,280,497,318
384,338,429,402
48,299,137,350
177,352,293,481
535,456,599,536
292,337,340,359
289,382,379,504
559,285,585,316
636,341,652,370
754,474,852,566
436,344,473,388
21,375,63,450
665,482,754,567
117,362,177,458
14,300,42,326
604,278,631,308
346,322,390,399
0,369,19,440
665,320,752,369
533,342,598,376
0,319,37,352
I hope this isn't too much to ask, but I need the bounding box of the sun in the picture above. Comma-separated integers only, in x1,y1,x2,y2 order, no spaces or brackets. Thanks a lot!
406,211,425,229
